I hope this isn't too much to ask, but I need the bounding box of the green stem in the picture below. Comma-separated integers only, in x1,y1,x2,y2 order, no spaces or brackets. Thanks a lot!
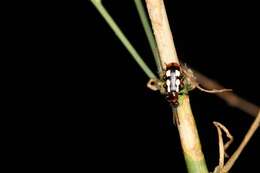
90,0,157,79
145,1,209,172
134,0,162,74
177,96,209,173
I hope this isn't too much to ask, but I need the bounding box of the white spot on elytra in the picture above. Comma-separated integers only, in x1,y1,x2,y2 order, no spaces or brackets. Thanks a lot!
166,70,171,77
176,79,180,85
176,79,180,92
175,70,180,77
166,80,171,92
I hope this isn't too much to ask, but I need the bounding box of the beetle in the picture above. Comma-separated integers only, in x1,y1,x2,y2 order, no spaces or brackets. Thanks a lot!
162,63,184,107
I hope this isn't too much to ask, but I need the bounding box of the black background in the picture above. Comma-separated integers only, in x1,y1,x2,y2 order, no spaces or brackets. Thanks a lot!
36,0,260,172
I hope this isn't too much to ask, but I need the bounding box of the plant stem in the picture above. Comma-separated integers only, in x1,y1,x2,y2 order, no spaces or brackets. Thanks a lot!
134,0,162,74
223,110,260,172
145,1,208,172
90,0,157,79
145,0,179,68
194,70,260,119
177,96,209,173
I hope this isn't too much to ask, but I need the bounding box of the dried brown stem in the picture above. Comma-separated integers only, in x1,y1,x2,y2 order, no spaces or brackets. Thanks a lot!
213,122,234,173
213,122,225,172
196,85,232,94
193,70,259,118
222,111,260,172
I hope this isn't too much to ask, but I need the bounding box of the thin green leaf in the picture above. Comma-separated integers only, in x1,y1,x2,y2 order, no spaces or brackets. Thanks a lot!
90,0,157,80
134,0,162,74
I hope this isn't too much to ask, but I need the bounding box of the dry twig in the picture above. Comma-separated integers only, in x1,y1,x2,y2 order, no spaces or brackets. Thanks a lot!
213,122,233,173
222,110,260,172
194,70,259,118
